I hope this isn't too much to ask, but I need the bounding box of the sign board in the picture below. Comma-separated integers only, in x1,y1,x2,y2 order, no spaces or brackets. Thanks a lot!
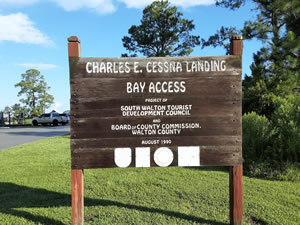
69,56,242,169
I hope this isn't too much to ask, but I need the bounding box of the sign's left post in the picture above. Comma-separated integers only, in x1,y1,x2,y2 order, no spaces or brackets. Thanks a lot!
68,36,84,225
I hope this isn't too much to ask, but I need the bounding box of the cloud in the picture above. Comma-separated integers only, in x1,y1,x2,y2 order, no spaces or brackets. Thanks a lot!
0,0,116,13
117,0,152,8
0,0,215,15
51,101,63,112
172,0,215,7
119,0,215,8
17,63,58,70
50,0,116,14
0,0,39,5
0,13,53,45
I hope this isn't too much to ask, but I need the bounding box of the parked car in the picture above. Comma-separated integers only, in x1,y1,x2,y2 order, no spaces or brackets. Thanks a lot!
32,112,68,126
59,113,70,124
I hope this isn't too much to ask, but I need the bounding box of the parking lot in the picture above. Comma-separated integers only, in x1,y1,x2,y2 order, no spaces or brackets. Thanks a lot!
0,125,70,150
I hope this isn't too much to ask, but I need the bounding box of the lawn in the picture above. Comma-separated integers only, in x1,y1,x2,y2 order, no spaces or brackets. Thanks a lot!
0,135,299,225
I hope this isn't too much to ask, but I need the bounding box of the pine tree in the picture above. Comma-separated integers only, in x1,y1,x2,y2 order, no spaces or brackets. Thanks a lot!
15,69,54,116
203,0,300,117
122,0,200,57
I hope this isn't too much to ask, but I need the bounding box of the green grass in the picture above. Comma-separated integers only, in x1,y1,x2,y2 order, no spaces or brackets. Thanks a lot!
0,136,299,225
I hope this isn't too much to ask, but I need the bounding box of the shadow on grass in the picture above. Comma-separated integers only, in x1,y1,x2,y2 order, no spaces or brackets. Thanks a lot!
0,182,228,225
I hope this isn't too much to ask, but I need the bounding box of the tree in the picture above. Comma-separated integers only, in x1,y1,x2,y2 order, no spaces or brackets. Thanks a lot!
3,106,11,115
10,104,22,120
15,69,54,117
216,0,245,10
122,0,200,57
10,103,29,121
3,106,11,124
202,0,300,117
0,111,4,126
206,0,299,60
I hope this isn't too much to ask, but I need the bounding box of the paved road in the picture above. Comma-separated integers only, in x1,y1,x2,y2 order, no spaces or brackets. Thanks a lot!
0,125,70,150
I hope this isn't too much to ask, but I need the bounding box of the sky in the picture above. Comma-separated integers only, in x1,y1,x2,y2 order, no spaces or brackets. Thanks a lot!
0,0,262,113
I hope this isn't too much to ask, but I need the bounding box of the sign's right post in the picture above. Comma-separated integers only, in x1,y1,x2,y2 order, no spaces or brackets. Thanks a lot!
229,35,243,225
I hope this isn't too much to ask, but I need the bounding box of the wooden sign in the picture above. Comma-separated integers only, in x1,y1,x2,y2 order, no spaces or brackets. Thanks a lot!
69,36,243,225
70,55,242,169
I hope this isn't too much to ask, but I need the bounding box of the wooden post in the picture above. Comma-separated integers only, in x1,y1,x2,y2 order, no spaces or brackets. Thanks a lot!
72,169,84,225
68,36,81,58
68,36,84,225
230,34,243,225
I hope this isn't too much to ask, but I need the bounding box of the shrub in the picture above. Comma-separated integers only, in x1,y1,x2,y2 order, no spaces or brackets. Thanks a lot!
242,112,273,167
272,95,300,163
242,96,300,181
247,162,300,182
277,163,300,182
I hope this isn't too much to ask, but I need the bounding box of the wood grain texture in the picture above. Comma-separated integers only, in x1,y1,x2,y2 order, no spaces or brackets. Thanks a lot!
71,100,241,118
71,136,241,149
68,36,84,225
70,55,242,169
229,34,243,225
71,146,242,169
70,77,241,99
72,169,84,225
70,55,241,78
230,165,243,225
70,116,241,138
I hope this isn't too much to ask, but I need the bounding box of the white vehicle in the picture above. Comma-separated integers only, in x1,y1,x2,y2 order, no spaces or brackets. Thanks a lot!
59,113,70,124
32,112,67,126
